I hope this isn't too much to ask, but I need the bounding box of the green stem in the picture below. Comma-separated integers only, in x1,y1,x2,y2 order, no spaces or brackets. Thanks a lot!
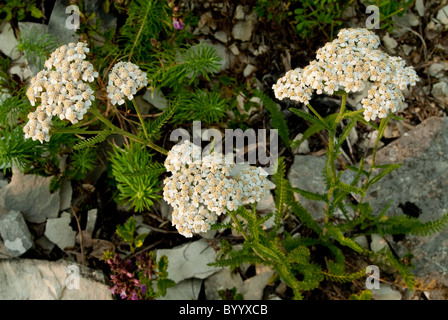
356,115,390,209
228,210,249,241
89,107,168,155
228,208,303,300
324,92,347,224
307,103,325,123
51,129,104,135
132,99,149,140
334,92,347,128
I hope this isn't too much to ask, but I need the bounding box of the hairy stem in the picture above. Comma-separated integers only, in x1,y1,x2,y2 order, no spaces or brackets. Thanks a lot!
132,99,149,140
307,103,325,123
51,128,104,135
356,115,390,209
324,92,347,224
229,209,303,300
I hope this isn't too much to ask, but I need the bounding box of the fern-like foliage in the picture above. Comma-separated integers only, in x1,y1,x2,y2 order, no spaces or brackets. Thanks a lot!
148,42,222,89
322,268,367,284
371,247,415,290
17,26,59,71
145,100,178,139
109,141,163,212
173,88,227,124
119,0,171,62
379,212,448,237
349,290,372,300
0,126,39,171
69,147,97,179
73,130,113,150
253,90,290,146
271,157,293,230
0,92,32,127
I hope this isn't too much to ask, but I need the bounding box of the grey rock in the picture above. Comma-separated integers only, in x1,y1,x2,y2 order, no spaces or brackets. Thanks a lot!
59,180,72,212
18,22,52,75
0,259,112,299
253,44,269,56
48,0,79,44
390,12,420,37
360,130,383,150
234,4,246,20
159,278,203,300
232,11,257,42
431,81,448,106
243,266,274,300
214,31,228,44
0,211,34,257
383,119,410,139
86,209,98,236
44,212,76,250
160,199,173,221
0,170,60,224
428,62,448,78
256,193,275,213
349,126,359,144
370,234,388,253
342,5,356,19
236,93,260,117
198,229,216,240
143,88,168,110
156,238,220,284
402,44,414,56
371,284,402,300
35,235,55,254
437,5,448,25
9,60,33,82
287,155,327,220
132,95,152,116
392,11,420,27
84,0,117,43
382,33,398,53
415,0,425,17
194,11,212,35
134,215,152,236
291,133,310,155
362,117,448,288
243,64,255,77
347,82,372,110
48,0,116,45
0,23,21,60
204,268,244,300
210,42,231,71
0,173,8,189
353,235,369,250
229,42,240,56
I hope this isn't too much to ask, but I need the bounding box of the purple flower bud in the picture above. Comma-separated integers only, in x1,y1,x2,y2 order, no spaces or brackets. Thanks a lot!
173,18,185,30
140,285,147,294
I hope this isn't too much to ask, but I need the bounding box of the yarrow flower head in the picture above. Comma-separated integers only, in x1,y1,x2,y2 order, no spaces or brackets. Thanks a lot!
272,28,419,122
163,140,270,238
23,42,98,143
106,61,148,105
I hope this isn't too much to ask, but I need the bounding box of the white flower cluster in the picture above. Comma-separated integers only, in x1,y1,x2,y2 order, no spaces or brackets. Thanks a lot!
163,140,270,238
272,28,419,122
107,61,148,105
24,42,98,143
